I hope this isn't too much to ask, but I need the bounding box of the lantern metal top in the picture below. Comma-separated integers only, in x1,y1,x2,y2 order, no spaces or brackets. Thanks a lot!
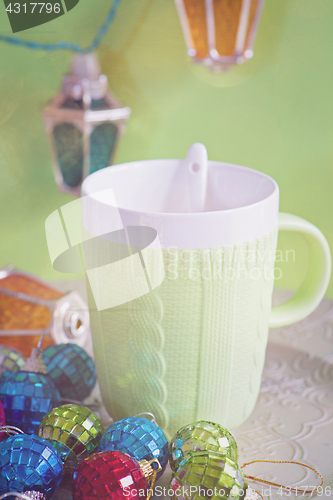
175,0,265,72
43,53,131,122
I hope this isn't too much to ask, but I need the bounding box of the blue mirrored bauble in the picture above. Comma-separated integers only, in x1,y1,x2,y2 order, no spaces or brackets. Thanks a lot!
98,416,169,478
0,371,61,434
42,343,97,401
0,434,63,498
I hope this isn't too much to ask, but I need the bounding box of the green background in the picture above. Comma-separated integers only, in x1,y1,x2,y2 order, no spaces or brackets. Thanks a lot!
0,0,332,295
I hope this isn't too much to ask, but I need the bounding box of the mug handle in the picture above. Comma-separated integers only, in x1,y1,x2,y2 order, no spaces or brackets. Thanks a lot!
269,212,331,328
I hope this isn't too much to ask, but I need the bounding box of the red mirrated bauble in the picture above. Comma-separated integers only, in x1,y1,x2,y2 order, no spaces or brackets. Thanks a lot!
72,450,148,500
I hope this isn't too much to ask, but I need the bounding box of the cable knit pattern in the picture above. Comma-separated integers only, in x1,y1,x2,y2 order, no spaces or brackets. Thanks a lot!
128,281,168,430
86,228,278,438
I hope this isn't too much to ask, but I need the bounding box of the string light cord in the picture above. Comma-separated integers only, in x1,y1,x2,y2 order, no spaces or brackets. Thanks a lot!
0,0,122,52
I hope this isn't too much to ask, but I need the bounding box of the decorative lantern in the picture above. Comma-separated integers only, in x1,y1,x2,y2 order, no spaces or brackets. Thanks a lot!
174,0,265,71
42,53,131,196
0,265,90,357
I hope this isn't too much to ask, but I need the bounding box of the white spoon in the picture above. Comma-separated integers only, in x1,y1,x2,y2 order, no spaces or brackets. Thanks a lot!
185,142,208,212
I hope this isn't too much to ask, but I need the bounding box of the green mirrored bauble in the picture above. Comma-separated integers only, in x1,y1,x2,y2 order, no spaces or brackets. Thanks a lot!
0,344,25,376
169,421,239,472
38,404,104,470
171,450,247,500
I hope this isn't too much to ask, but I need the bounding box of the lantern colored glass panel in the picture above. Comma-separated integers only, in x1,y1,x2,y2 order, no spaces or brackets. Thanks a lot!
175,0,265,70
53,123,84,189
89,122,118,175
0,265,90,356
43,54,131,196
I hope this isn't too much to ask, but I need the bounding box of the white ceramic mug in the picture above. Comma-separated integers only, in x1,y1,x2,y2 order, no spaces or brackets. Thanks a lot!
81,144,331,438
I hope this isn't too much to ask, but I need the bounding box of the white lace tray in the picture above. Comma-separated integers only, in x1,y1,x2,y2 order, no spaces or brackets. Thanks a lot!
156,296,333,500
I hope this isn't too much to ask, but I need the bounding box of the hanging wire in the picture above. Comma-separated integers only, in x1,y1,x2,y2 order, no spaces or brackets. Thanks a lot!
0,0,122,52
0,493,35,500
134,412,157,425
241,459,324,496
146,467,158,500
0,425,24,436
37,331,46,349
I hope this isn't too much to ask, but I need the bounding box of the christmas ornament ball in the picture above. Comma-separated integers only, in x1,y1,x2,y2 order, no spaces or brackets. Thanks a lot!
99,416,169,478
0,371,61,434
72,450,147,500
171,450,247,500
169,420,238,472
42,343,97,401
38,404,104,464
0,434,63,498
0,344,25,377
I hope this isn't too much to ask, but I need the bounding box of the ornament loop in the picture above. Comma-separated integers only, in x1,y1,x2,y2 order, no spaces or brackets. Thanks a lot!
241,459,324,495
37,331,46,349
138,459,161,500
134,412,157,424
21,347,47,374
138,458,162,500
138,458,162,479
149,458,162,473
